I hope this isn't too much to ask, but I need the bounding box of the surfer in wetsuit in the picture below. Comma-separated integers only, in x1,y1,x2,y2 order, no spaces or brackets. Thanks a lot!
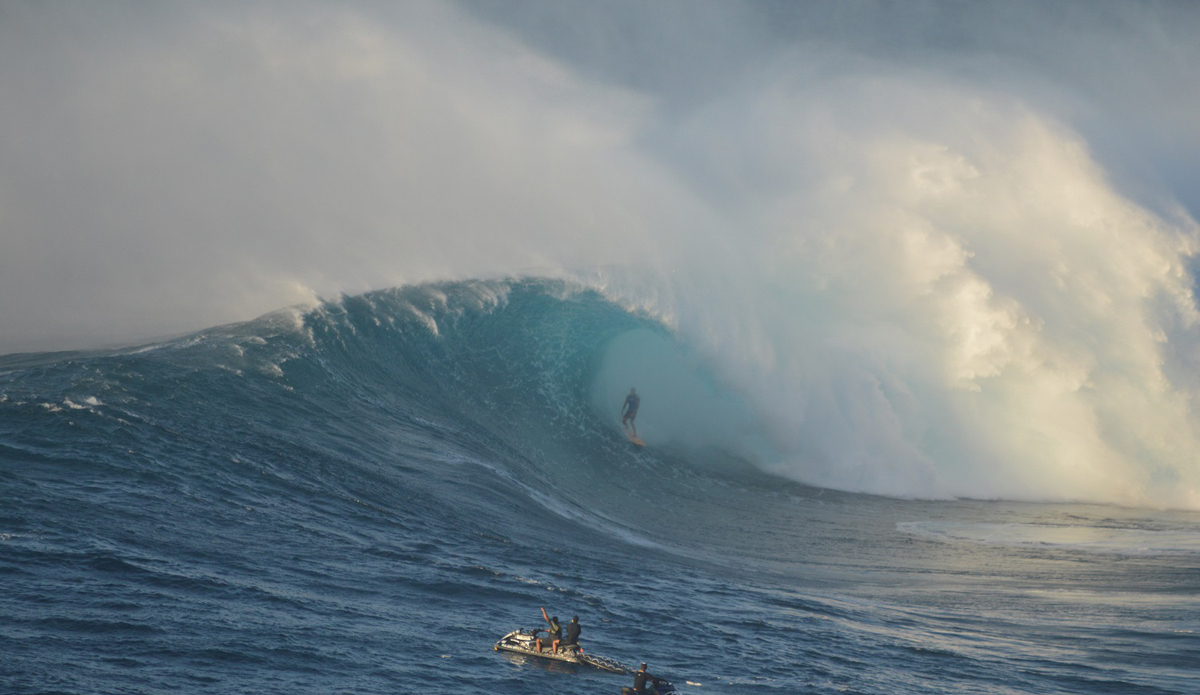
622,663,661,695
621,388,640,436
537,606,562,654
559,615,582,653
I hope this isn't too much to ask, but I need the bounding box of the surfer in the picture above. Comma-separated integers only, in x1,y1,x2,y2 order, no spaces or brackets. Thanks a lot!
621,388,640,436
536,607,562,654
621,663,664,695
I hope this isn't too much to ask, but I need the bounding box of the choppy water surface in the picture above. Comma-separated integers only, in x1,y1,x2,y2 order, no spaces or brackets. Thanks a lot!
3,280,1198,694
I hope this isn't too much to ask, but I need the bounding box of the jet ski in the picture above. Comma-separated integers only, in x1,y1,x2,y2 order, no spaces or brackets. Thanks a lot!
620,680,677,695
624,672,681,691
494,628,629,674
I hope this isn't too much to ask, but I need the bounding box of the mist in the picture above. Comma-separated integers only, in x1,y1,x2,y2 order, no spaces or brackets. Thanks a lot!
0,1,693,351
3,0,1200,507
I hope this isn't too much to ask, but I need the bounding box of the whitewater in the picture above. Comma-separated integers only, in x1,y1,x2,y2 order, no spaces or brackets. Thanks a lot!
4,2,1200,693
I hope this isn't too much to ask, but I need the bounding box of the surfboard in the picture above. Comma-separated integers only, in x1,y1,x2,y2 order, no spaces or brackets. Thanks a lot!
627,433,645,446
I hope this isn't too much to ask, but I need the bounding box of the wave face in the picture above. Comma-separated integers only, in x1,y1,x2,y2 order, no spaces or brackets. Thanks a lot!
2,274,1199,513
3,278,1200,694
0,277,747,571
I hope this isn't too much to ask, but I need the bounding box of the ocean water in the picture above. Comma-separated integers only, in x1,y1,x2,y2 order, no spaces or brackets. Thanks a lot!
2,279,1198,695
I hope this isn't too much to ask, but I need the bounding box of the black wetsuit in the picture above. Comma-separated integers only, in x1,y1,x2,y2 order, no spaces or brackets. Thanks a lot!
621,670,655,695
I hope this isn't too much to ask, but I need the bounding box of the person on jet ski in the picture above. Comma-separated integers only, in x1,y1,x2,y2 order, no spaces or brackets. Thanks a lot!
621,663,673,695
559,615,582,652
536,607,562,654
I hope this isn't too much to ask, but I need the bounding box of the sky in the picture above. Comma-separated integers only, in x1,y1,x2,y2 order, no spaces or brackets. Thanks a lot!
3,0,1200,505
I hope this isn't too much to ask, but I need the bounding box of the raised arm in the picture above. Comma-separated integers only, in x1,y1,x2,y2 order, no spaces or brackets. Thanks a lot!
541,606,551,625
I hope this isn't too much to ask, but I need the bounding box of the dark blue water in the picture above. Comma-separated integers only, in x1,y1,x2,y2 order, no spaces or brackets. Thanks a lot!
3,279,1198,694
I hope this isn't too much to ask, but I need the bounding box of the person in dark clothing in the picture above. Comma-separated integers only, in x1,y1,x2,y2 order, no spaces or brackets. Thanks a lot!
536,606,562,654
559,615,582,652
621,663,661,695
621,388,641,436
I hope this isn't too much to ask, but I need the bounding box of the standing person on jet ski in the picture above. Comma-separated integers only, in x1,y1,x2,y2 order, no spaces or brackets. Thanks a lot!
536,607,562,654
